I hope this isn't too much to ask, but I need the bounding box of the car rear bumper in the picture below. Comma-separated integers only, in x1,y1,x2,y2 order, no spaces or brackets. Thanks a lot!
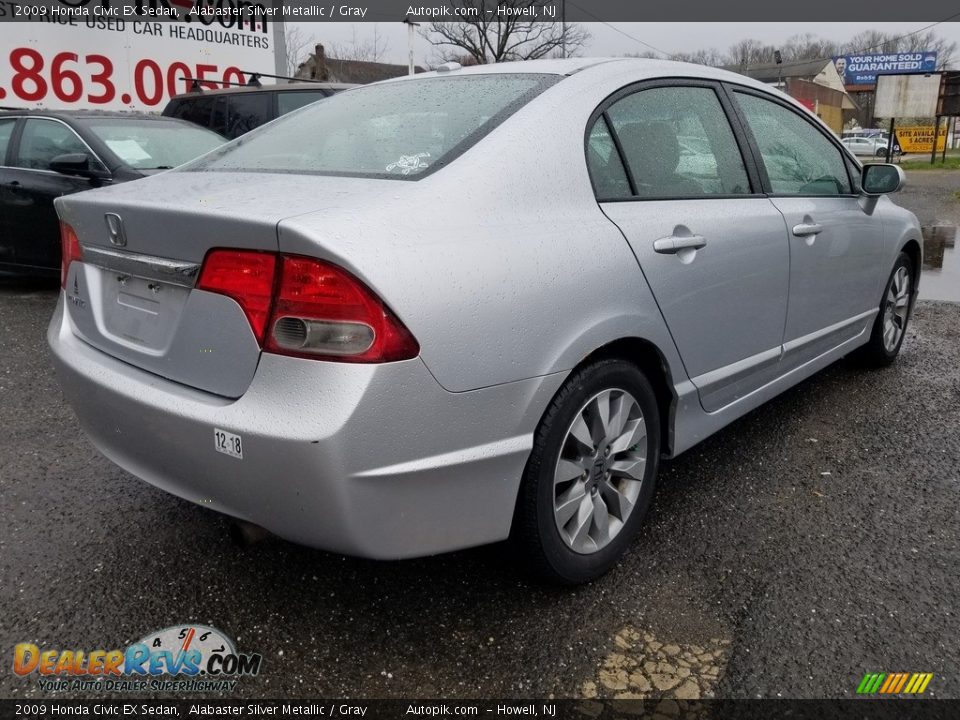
48,295,564,558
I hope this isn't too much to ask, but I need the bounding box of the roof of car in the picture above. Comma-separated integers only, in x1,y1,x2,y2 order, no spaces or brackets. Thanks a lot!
167,82,355,102
382,57,788,92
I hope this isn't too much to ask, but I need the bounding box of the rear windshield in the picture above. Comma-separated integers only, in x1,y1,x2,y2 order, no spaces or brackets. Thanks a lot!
85,119,225,170
187,74,558,180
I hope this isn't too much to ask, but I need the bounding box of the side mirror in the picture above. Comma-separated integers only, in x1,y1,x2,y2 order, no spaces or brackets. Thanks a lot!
861,164,904,195
49,153,107,179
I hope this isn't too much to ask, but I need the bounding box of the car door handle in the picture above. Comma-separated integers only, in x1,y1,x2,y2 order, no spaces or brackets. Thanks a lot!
653,235,707,253
792,223,823,237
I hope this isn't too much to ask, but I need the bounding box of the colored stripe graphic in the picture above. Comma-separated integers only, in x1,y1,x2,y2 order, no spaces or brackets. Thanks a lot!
893,673,909,693
857,672,933,694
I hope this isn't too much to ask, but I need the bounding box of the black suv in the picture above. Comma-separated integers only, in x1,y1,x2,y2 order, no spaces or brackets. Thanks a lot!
162,83,354,139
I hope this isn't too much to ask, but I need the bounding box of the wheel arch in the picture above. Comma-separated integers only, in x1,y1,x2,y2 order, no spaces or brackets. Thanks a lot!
572,337,677,458
900,238,922,290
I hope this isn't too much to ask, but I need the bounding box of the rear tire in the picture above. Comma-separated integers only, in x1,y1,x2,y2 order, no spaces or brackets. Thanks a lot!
513,359,660,584
854,252,914,367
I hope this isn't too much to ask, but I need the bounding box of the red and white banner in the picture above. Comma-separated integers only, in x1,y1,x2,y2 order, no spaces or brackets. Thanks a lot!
0,4,281,112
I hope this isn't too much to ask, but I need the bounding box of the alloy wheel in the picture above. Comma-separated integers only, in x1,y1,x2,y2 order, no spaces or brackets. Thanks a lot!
552,388,647,554
883,266,911,352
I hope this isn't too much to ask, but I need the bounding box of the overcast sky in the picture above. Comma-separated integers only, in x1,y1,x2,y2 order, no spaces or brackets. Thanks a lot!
292,21,960,67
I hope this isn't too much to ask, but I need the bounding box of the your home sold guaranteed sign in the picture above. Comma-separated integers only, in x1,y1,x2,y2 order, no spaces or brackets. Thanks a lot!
832,52,938,86
0,0,283,111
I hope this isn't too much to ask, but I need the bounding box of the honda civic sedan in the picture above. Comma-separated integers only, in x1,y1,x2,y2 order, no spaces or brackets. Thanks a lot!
49,59,921,584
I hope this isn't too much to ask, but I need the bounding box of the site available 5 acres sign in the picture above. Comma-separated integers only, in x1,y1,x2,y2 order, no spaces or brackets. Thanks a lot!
896,126,948,154
0,2,282,112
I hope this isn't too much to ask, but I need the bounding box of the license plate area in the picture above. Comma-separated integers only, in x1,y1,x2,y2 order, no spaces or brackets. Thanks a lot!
100,272,189,351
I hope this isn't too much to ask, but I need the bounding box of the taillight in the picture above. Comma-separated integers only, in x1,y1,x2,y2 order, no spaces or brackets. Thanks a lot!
60,222,83,289
195,250,419,363
265,256,419,363
196,250,277,343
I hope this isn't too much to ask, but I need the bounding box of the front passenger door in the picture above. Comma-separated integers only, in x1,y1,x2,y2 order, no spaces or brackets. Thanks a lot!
589,83,791,413
731,90,885,368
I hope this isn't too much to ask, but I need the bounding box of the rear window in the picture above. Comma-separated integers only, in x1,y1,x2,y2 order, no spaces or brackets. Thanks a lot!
166,97,215,128
188,74,558,179
277,90,329,116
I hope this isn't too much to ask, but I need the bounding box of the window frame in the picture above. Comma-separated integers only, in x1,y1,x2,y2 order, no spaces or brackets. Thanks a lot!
0,117,18,166
584,78,763,203
723,83,861,199
5,116,107,175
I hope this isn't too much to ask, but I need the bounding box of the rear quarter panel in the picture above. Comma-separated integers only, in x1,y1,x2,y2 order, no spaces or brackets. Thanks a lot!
276,67,689,393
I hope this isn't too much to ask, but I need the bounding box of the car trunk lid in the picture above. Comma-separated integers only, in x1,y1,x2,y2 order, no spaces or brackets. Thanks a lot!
55,171,401,398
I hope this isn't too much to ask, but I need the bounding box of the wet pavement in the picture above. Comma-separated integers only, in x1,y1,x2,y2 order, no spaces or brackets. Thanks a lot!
1,177,959,701
899,169,960,302
2,287,958,700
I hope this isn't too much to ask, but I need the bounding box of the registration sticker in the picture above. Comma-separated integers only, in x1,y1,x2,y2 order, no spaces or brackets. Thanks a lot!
214,428,243,459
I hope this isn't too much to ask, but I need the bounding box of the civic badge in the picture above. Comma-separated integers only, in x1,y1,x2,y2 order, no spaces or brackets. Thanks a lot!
104,213,126,247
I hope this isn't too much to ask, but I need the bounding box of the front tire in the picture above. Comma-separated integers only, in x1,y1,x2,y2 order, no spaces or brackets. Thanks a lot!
513,359,660,584
855,252,914,366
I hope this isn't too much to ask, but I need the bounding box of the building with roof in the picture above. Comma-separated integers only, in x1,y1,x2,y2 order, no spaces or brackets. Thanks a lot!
724,58,857,134
296,44,425,84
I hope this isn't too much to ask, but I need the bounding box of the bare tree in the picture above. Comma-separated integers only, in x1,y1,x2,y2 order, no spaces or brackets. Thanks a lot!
670,48,725,66
329,25,390,63
725,38,775,70
284,25,315,77
422,0,589,64
781,33,839,63
843,29,955,70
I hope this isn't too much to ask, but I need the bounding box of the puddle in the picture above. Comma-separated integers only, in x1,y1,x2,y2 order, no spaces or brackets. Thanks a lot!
920,225,959,302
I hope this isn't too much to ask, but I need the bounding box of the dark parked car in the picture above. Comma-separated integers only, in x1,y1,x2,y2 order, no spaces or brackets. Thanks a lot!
161,83,355,139
0,111,224,278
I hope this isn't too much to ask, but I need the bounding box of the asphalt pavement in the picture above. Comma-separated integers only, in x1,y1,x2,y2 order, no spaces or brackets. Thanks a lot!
1,178,959,700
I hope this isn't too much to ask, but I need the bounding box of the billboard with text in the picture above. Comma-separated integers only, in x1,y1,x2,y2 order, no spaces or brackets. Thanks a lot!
832,52,938,86
0,2,282,112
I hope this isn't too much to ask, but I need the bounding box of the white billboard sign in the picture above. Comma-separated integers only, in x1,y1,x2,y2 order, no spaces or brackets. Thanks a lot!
0,4,283,112
874,73,942,119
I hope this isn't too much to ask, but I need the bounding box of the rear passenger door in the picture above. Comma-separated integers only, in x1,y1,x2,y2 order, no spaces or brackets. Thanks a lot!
588,81,791,413
729,89,885,367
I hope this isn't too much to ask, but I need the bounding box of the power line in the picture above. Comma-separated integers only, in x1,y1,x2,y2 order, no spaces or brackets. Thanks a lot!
561,11,960,70
565,4,672,58
770,13,960,72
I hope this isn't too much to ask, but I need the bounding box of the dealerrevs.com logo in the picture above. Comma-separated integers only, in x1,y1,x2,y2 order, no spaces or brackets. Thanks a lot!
13,625,262,693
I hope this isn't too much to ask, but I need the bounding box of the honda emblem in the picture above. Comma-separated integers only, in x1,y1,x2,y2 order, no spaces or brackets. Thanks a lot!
104,213,126,247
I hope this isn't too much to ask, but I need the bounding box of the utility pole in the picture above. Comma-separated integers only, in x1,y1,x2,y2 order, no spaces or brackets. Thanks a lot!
403,18,420,75
561,0,567,59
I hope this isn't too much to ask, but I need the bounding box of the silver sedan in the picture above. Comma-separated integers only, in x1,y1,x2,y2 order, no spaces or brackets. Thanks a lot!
49,58,921,584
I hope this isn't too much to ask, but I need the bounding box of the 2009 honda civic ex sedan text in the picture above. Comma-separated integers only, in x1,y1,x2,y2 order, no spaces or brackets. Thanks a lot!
49,58,921,584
